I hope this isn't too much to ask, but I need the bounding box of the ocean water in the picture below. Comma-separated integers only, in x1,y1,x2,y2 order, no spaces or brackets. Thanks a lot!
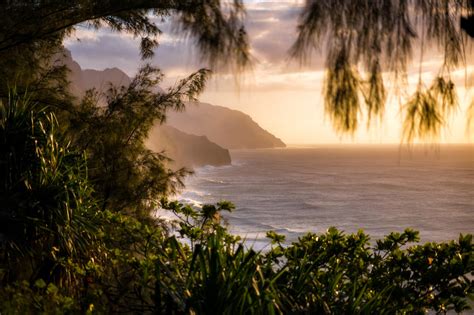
176,145,473,247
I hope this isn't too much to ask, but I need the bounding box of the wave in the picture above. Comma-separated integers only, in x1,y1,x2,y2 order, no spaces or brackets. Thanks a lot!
178,198,203,207
224,214,303,238
201,178,227,184
194,163,238,174
231,160,246,167
179,189,208,198
153,209,180,221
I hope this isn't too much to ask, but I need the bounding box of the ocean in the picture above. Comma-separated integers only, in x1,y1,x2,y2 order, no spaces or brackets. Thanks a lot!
175,145,473,248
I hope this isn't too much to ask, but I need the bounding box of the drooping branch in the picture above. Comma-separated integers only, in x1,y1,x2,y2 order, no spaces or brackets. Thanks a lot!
291,0,473,140
0,0,250,69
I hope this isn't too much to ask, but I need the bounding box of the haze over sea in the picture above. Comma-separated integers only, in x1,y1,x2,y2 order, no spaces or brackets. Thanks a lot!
178,145,473,248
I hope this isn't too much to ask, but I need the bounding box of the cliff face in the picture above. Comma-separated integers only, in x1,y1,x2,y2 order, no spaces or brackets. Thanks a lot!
166,102,286,149
81,68,131,91
60,50,230,168
59,50,131,97
61,50,285,168
146,125,231,169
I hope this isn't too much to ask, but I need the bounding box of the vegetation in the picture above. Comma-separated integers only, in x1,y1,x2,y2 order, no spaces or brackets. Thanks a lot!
0,92,99,287
1,149,473,313
66,65,210,216
292,0,473,140
0,0,473,314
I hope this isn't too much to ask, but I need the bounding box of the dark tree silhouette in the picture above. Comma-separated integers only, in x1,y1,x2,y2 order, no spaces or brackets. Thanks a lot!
0,0,250,109
0,0,250,68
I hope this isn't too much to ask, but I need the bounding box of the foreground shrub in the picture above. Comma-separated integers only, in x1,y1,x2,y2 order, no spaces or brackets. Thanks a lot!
0,280,79,315
1,199,473,314
0,93,472,314
0,93,99,290
274,229,473,314
158,201,474,315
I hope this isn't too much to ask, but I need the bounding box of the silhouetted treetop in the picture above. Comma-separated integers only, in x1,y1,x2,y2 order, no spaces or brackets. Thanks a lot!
0,0,250,69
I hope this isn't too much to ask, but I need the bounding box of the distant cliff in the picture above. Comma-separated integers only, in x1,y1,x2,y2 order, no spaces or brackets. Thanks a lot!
59,50,230,168
60,50,285,168
166,102,286,149
60,49,131,97
146,125,231,169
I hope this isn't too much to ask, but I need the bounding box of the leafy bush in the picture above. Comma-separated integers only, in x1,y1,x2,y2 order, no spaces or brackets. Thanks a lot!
0,92,472,315
1,197,473,314
157,201,474,315
0,92,99,288
275,229,473,314
0,280,79,315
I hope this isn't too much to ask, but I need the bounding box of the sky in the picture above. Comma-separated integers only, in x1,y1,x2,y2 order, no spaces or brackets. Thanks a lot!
65,0,474,145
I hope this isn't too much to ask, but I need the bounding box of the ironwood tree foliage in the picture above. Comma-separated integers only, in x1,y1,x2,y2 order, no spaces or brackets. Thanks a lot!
0,0,249,216
68,65,210,216
2,1,472,141
292,0,473,141
0,0,250,110
0,0,249,65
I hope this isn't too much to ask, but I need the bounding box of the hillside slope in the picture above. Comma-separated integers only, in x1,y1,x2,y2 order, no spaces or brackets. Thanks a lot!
61,50,285,168
146,125,231,169
167,102,286,149
60,50,130,97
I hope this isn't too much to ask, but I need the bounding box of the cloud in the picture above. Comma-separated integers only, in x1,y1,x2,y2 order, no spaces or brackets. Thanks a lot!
64,9,473,103
245,3,302,64
66,28,142,75
64,2,311,76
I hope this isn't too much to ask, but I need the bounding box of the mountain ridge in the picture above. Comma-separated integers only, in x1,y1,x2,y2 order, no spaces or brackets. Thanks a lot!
60,49,286,168
146,125,231,169
167,101,286,149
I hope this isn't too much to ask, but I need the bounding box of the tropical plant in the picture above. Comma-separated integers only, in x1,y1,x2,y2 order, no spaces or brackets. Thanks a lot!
0,91,99,289
1,192,473,314
159,201,474,314
275,228,473,314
